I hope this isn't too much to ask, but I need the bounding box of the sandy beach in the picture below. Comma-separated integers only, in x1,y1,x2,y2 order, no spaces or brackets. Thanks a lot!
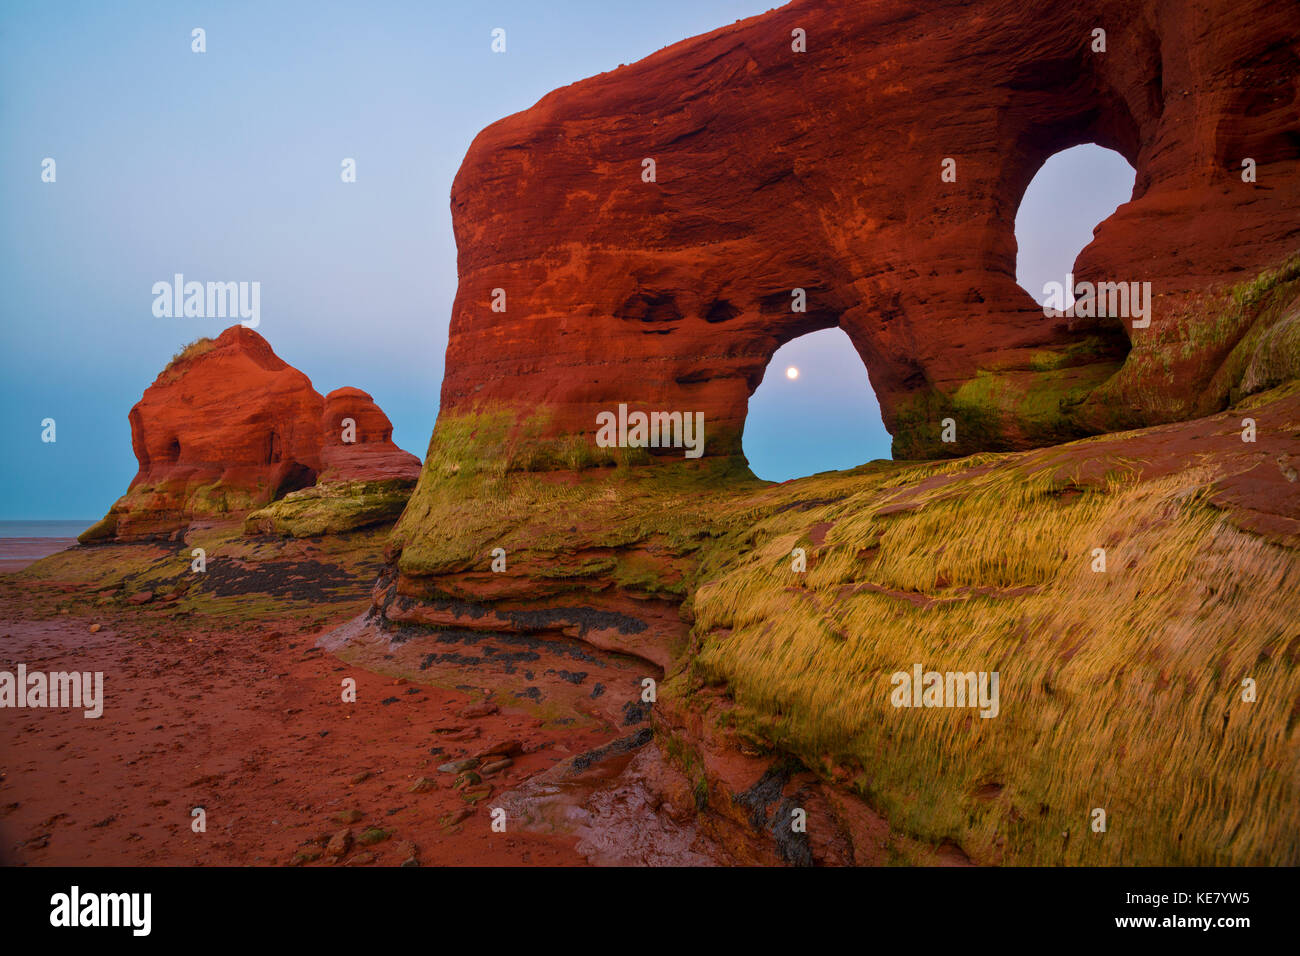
0,539,78,574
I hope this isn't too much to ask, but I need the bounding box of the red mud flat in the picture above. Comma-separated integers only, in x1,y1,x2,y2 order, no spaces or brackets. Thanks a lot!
0,539,77,575
0,611,647,867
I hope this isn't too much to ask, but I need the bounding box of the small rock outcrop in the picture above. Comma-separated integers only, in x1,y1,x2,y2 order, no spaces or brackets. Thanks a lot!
319,387,422,484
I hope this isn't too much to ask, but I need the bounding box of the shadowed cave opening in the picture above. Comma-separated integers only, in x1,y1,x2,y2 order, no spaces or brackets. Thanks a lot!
742,327,891,482
271,463,316,500
1014,144,1137,307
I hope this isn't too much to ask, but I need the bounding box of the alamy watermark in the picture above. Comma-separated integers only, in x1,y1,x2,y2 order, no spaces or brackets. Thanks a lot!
890,663,999,718
152,273,260,328
50,886,150,936
595,403,704,459
0,665,103,718
1042,273,1151,329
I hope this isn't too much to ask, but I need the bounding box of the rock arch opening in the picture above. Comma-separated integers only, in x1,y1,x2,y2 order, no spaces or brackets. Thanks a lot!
741,327,891,482
1014,144,1137,309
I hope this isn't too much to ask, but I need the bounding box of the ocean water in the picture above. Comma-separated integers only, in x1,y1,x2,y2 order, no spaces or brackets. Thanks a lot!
0,520,95,538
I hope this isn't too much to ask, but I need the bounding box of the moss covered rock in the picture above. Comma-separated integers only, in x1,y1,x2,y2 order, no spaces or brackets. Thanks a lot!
244,479,416,538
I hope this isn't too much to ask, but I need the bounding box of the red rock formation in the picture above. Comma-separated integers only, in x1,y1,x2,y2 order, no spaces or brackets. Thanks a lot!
82,327,418,541
85,327,324,540
437,0,1300,460
367,0,1300,800
320,387,421,483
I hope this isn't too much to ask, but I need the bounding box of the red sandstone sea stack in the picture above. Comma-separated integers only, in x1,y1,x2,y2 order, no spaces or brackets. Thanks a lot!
81,326,420,542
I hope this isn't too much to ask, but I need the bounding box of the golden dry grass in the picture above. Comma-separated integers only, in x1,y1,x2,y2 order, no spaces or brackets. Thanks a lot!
690,462,1300,865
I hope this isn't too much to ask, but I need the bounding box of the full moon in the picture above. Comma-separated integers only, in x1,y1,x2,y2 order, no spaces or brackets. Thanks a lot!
785,366,799,380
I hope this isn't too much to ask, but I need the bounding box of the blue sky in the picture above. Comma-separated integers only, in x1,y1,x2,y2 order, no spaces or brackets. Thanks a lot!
0,1,1136,513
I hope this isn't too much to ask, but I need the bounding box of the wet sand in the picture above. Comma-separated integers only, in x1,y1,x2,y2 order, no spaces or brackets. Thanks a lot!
0,613,627,866
0,538,78,574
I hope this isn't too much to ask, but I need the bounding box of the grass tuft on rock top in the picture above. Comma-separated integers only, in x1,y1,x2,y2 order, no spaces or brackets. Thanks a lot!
156,337,217,384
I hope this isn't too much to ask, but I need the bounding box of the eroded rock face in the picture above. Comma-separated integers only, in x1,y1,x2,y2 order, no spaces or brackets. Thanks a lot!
437,0,1299,462
82,327,419,541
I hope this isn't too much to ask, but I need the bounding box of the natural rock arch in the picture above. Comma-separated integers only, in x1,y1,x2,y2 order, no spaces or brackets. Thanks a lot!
1013,143,1138,308
742,326,890,479
435,0,1298,465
